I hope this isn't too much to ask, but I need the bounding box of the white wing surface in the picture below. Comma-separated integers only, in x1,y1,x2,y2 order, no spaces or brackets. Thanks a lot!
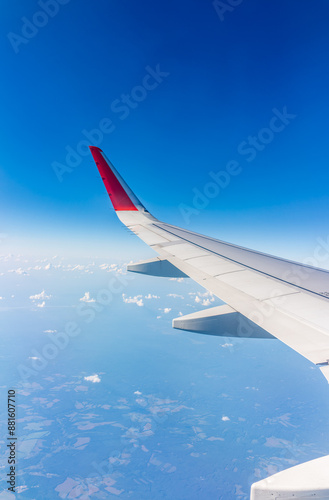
89,146,329,383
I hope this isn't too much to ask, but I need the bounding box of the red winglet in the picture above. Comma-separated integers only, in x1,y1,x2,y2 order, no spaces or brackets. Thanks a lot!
89,146,138,211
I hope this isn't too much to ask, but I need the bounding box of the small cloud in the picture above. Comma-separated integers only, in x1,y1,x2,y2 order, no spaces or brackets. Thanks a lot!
37,301,46,308
144,294,160,299
29,290,51,301
80,292,96,303
9,267,29,275
44,329,57,333
158,307,172,314
222,416,230,421
84,374,101,383
29,356,39,361
221,343,233,348
192,292,215,307
44,263,52,270
122,294,144,307
0,297,3,300
99,263,118,272
70,265,85,271
134,390,142,395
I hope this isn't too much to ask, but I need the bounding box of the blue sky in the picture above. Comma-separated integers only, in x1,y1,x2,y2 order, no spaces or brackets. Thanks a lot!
1,0,329,261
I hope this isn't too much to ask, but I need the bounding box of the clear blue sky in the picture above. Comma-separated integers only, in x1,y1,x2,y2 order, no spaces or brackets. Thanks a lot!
1,0,329,261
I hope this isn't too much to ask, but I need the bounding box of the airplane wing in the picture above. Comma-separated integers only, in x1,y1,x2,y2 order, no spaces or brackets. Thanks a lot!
89,146,329,498
89,146,329,383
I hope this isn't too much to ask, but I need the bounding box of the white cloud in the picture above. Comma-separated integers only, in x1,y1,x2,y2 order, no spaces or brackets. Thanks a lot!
122,294,144,307
222,416,230,421
9,267,29,275
79,292,96,303
44,329,57,333
221,343,233,348
44,263,51,270
70,265,86,271
0,297,3,300
29,290,51,301
29,290,51,308
158,307,172,314
99,263,118,272
134,390,142,395
84,374,101,383
167,293,184,299
191,291,215,307
144,294,160,299
29,356,40,360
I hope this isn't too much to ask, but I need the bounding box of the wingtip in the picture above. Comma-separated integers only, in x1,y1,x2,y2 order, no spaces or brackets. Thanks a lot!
89,146,141,211
89,145,103,153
